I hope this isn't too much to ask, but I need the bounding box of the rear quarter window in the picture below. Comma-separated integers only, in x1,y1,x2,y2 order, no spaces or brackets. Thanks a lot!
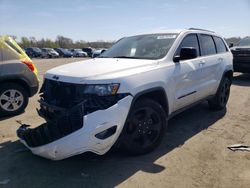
200,34,216,56
213,36,228,53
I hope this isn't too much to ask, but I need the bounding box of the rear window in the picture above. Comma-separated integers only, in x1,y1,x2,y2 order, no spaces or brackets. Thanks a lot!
5,40,22,54
200,35,216,56
213,36,227,53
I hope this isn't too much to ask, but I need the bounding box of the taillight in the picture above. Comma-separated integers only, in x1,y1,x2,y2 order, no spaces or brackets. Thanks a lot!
21,59,35,72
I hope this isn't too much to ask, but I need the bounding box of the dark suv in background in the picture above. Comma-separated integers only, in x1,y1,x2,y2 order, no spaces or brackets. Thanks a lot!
54,48,73,57
82,47,93,57
230,37,250,73
25,47,42,58
0,36,39,116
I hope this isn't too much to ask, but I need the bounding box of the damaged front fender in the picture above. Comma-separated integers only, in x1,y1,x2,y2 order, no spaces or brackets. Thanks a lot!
17,95,133,160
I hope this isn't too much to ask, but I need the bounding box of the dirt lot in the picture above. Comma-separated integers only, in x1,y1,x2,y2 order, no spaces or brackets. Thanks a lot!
0,58,250,188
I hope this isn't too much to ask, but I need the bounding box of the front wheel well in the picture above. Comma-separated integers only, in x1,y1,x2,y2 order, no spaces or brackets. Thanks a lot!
132,88,169,115
0,79,31,96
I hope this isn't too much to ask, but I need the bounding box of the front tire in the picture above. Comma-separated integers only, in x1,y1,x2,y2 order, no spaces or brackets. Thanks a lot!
120,98,167,155
208,76,231,111
0,83,29,116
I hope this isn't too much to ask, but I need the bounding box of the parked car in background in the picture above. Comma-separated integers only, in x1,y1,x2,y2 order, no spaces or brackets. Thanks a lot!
54,48,73,58
82,47,94,57
0,36,39,116
25,47,42,58
17,28,233,160
70,49,88,57
230,36,250,73
92,48,107,58
41,48,59,58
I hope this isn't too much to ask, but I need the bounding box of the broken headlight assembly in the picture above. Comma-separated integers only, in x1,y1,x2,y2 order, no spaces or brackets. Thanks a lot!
83,84,120,96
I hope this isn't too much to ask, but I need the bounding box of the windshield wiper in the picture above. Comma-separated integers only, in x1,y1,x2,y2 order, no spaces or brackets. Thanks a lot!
98,56,109,58
112,56,140,59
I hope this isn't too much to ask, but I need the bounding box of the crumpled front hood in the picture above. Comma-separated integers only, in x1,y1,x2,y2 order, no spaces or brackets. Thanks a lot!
45,58,157,83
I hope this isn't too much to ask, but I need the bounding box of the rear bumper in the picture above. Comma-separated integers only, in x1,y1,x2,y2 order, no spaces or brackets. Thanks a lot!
29,84,39,96
18,95,133,160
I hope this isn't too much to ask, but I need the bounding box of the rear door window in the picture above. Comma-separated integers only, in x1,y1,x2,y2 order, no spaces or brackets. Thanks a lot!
213,36,228,53
200,35,216,56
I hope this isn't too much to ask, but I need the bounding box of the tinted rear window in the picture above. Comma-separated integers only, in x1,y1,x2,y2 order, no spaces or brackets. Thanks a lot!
200,35,216,56
5,40,22,54
213,36,227,53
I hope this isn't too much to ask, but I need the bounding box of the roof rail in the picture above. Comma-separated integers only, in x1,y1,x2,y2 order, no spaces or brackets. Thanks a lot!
188,28,215,33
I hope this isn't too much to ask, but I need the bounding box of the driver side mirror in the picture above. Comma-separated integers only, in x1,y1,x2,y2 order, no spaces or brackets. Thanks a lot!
173,47,198,63
229,43,234,48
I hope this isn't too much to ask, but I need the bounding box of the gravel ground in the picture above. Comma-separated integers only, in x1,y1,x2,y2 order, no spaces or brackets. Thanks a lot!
0,58,250,188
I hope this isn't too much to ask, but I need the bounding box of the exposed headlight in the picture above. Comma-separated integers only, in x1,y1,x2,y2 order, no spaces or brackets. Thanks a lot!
83,84,120,96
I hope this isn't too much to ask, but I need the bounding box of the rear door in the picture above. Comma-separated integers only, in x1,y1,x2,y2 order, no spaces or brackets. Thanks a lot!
212,36,230,89
196,34,220,100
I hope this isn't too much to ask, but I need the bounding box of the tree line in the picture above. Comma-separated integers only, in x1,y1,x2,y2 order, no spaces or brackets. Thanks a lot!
12,35,115,49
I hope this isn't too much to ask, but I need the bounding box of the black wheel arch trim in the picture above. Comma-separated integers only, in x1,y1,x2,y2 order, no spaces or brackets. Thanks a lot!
222,69,233,82
130,87,169,116
214,69,233,96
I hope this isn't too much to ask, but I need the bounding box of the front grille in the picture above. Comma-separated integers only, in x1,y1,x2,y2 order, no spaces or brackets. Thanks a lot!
41,79,84,108
41,79,128,115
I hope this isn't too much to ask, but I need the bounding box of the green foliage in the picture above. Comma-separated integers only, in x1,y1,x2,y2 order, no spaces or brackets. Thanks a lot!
18,35,114,49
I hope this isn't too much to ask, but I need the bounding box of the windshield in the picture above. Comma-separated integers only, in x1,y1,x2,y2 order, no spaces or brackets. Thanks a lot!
100,33,178,60
239,37,250,46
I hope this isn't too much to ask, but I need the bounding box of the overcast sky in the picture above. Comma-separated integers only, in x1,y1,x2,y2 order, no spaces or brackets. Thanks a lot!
0,0,250,41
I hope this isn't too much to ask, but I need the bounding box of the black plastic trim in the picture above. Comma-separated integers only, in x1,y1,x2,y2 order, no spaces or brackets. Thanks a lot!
95,126,117,140
130,87,169,115
177,91,197,99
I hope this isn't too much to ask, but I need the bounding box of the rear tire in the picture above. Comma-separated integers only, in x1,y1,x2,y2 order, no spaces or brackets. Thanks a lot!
208,76,231,111
120,98,167,155
0,83,29,116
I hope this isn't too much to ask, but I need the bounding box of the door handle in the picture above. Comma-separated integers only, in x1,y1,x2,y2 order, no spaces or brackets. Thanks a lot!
199,61,205,66
218,57,223,61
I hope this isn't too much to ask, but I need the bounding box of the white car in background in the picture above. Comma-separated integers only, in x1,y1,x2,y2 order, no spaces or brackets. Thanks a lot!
70,49,88,57
92,48,107,58
17,28,233,160
41,48,59,58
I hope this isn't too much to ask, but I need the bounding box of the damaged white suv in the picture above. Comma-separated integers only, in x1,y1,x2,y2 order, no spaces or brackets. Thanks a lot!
17,28,233,160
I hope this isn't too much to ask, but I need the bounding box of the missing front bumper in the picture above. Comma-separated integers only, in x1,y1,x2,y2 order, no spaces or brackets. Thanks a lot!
17,100,84,148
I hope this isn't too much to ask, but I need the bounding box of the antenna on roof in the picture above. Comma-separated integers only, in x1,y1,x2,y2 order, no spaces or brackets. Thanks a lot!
188,28,215,33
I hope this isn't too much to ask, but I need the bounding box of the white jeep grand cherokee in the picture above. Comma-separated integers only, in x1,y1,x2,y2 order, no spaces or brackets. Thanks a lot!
17,28,233,160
